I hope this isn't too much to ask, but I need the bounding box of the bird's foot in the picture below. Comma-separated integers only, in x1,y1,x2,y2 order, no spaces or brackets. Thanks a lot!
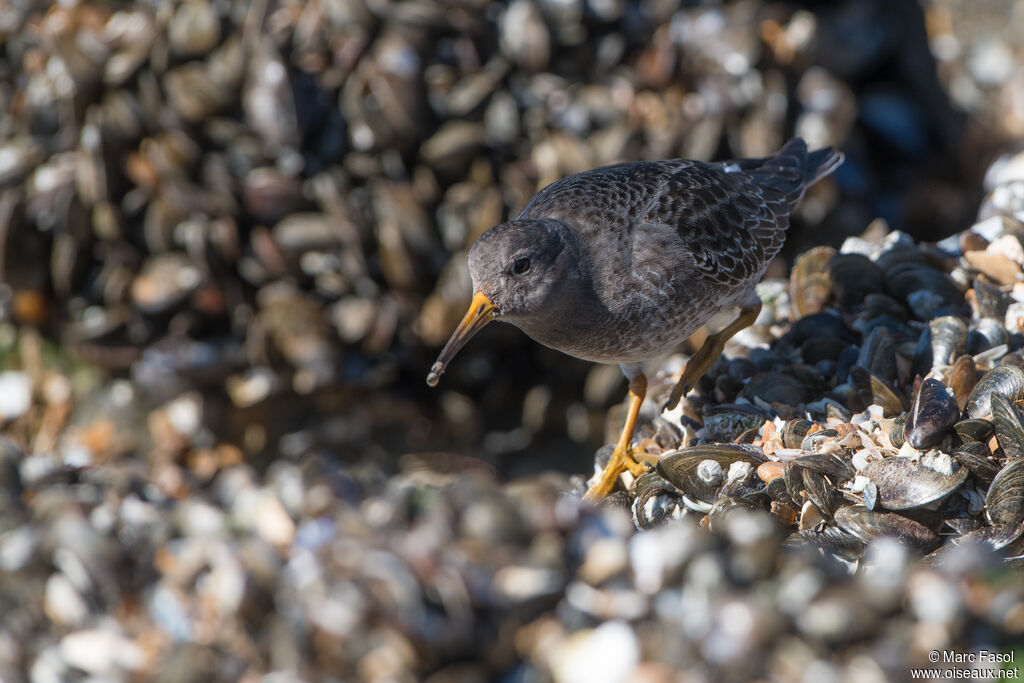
583,444,651,502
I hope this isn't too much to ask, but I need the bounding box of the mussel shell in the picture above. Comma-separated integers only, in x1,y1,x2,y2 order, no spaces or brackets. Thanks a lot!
928,315,968,367
631,469,676,499
888,414,907,448
884,262,963,312
781,419,813,449
825,401,852,422
656,444,765,504
857,327,897,382
952,449,1000,486
601,490,633,513
734,427,761,444
800,336,849,364
801,467,841,520
923,522,1024,567
953,521,1024,552
991,393,1024,462
944,516,984,536
789,452,856,482
948,355,979,412
863,480,879,510
968,317,1007,355
784,461,804,509
765,477,795,506
986,458,1024,527
999,351,1024,370
631,471,682,529
905,378,959,449
739,372,809,405
790,246,835,318
786,527,865,562
971,276,1009,320
801,428,838,452
862,293,908,321
833,505,942,553
956,440,991,457
784,312,857,347
850,366,907,417
719,463,768,504
829,252,885,310
861,457,967,510
952,418,993,444
707,496,763,531
964,363,1024,418
703,403,772,443
875,243,929,272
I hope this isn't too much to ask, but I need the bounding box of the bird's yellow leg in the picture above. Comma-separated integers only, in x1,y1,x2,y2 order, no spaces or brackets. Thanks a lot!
664,300,762,411
583,372,649,501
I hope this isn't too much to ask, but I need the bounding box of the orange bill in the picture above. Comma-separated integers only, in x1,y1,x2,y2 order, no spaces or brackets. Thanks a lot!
426,291,497,386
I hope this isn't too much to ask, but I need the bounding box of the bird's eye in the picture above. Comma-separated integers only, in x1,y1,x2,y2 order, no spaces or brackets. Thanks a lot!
512,257,532,275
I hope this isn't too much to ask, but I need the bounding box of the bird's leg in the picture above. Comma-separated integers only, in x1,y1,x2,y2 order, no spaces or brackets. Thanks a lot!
663,299,763,411
583,369,649,501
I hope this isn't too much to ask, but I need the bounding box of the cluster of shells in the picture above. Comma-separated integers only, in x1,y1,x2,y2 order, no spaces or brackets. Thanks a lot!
1,0,1023,679
1,388,1021,679
2,0,970,458
609,153,1024,567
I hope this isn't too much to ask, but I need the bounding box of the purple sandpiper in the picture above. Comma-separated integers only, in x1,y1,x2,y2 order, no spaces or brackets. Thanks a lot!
427,138,843,500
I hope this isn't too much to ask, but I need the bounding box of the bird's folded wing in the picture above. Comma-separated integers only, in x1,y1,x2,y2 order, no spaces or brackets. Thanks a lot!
648,163,791,288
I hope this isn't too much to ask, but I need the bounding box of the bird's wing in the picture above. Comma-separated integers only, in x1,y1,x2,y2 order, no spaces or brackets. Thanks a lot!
519,139,838,289
645,160,793,288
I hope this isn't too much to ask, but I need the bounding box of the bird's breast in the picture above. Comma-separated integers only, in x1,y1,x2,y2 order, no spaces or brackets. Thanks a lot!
514,279,755,364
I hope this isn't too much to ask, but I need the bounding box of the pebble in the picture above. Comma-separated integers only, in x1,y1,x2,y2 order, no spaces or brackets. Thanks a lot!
0,527,37,572
44,573,89,626
234,489,296,547
0,372,31,420
552,620,640,683
59,628,145,676
493,565,565,602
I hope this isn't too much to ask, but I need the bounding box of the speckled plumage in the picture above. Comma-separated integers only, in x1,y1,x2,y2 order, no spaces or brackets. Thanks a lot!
467,138,843,365
426,138,844,499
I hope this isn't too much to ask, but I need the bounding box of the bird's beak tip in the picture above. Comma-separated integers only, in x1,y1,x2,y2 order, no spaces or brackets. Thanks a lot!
426,291,497,387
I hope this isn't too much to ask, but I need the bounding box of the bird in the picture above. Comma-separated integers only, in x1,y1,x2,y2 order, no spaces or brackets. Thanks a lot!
426,138,843,501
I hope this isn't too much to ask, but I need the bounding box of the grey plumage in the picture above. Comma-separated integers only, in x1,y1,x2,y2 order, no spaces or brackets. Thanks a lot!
466,138,843,365
427,138,844,499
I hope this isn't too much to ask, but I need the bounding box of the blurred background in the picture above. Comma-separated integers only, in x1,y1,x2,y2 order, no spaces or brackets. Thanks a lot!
1,0,1023,479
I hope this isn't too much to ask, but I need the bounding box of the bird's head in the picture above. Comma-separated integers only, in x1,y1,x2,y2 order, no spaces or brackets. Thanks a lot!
468,218,577,319
427,218,578,386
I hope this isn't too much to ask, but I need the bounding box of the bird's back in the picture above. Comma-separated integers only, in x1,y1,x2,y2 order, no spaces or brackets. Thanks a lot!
520,138,843,290
511,138,843,363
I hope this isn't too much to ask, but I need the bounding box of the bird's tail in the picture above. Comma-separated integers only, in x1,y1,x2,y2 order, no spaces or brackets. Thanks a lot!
748,137,844,205
803,143,844,185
